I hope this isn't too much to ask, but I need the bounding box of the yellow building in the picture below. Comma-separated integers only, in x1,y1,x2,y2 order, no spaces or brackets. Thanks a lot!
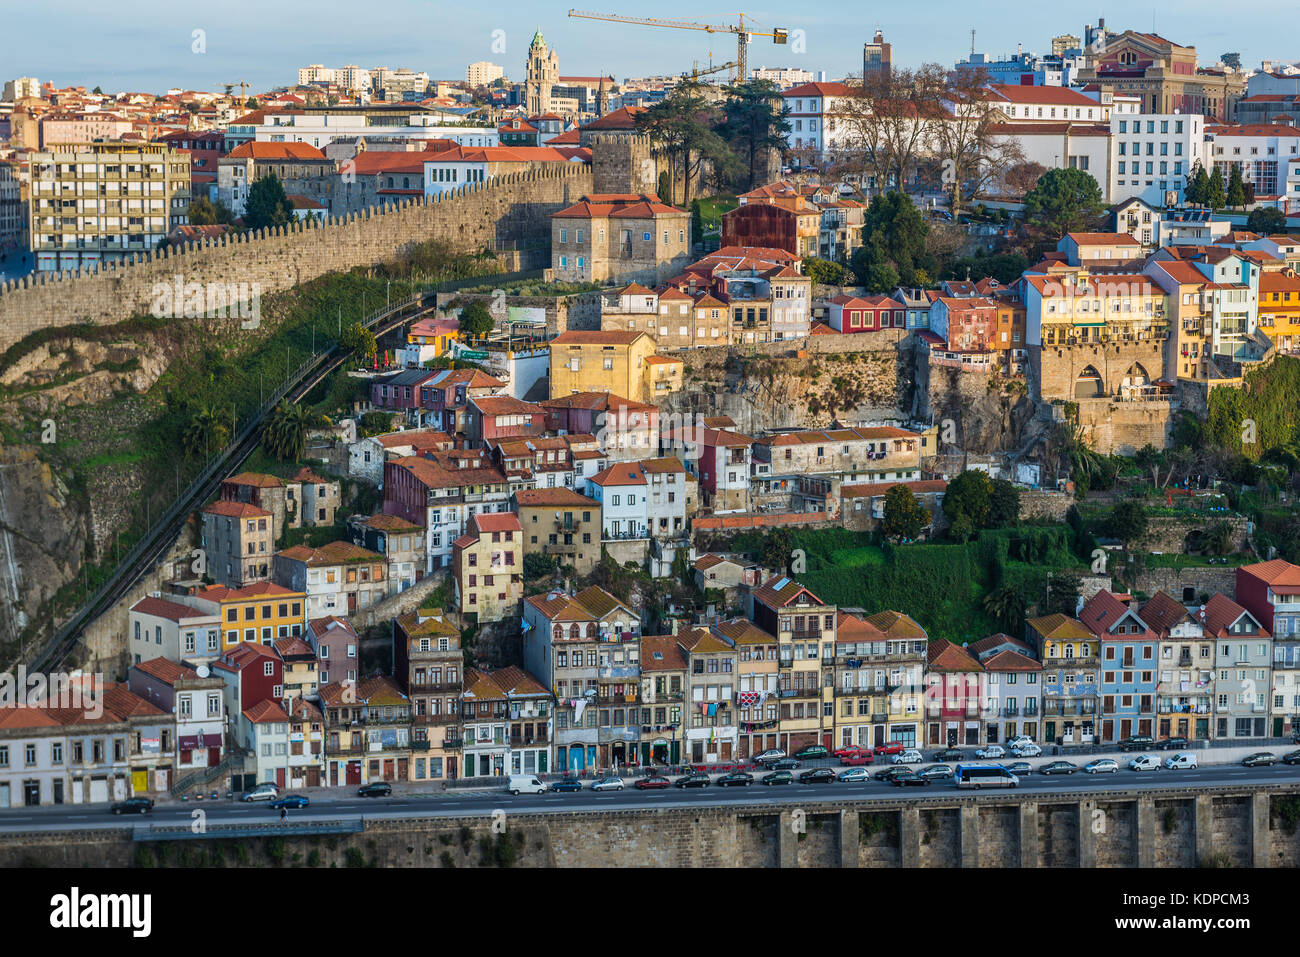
188,581,307,651
1257,269,1300,354
547,330,659,402
714,618,780,759
405,316,462,363
1147,259,1213,381
1026,269,1169,347
644,355,684,397
452,512,523,623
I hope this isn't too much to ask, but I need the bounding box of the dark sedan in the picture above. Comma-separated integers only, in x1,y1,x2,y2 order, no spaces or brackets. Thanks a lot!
357,782,392,797
1283,750,1300,766
1039,761,1079,776
110,797,154,815
716,771,754,787
769,758,800,770
873,766,914,783
551,777,584,792
1242,752,1277,768
269,794,309,810
794,745,829,760
634,775,671,790
888,769,930,787
674,772,711,788
1005,762,1032,776
932,748,966,762
1156,736,1189,751
798,768,836,784
761,770,794,786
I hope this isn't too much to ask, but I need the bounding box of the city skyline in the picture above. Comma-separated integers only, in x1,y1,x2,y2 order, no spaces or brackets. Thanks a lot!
0,0,1286,95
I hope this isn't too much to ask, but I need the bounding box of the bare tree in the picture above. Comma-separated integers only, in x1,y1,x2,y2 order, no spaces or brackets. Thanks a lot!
836,65,947,196
933,67,1025,215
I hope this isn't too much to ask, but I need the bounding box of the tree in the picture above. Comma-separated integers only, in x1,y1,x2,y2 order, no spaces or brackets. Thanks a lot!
92,85,104,95
849,191,933,287
759,527,794,572
262,401,317,462
1206,167,1227,210
1046,571,1082,616
457,300,495,338
635,78,735,205
1185,162,1209,206
1220,52,1242,70
718,79,790,191
689,200,704,248
836,65,947,194
340,321,377,360
1023,167,1105,239
182,404,231,457
988,478,1021,528
943,469,992,529
982,584,1027,634
950,513,976,543
186,197,234,226
1109,500,1149,548
1247,207,1288,235
523,552,557,579
1227,165,1247,209
244,174,293,231
859,261,901,295
802,257,848,286
1004,161,1047,198
882,484,927,541
931,66,1026,215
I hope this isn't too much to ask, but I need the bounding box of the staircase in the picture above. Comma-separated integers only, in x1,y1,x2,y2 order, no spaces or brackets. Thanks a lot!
169,749,246,798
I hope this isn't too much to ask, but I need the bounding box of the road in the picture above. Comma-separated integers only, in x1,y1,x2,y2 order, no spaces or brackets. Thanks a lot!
4,760,1300,836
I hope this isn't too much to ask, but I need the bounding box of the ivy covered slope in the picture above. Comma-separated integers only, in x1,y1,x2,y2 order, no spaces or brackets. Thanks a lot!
0,241,500,662
1205,355,1300,459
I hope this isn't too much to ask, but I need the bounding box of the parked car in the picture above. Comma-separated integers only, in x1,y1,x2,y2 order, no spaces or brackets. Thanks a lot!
716,771,754,787
918,764,954,780
1006,734,1034,750
840,751,874,766
634,775,671,790
110,797,154,815
932,747,966,762
975,744,1006,759
873,741,905,756
1164,752,1198,770
269,794,309,810
674,771,711,788
1009,742,1042,757
1117,735,1155,753
1283,750,1300,766
770,758,800,770
798,768,836,784
1085,759,1120,774
892,749,924,765
551,776,584,792
753,749,787,764
833,745,865,759
240,783,279,802
874,766,916,782
591,776,625,791
889,769,931,787
838,767,872,782
1128,755,1160,771
1157,736,1190,751
358,782,393,797
1039,761,1079,775
1005,761,1032,776
794,745,829,760
761,770,794,786
1242,752,1277,768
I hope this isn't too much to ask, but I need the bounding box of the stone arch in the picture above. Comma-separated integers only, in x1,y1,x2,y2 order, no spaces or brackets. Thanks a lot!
1074,364,1104,398
1122,362,1150,391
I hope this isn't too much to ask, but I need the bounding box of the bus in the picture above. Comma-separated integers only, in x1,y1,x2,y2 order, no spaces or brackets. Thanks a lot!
954,764,1020,789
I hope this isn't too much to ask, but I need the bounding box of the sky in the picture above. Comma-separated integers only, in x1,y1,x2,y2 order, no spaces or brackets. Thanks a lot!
0,0,1283,95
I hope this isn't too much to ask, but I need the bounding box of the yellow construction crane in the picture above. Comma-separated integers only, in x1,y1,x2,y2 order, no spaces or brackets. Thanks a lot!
684,60,737,82
224,80,250,105
568,10,787,82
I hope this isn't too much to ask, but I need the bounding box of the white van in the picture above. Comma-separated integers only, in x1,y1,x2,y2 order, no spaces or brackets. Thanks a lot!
1164,752,1198,770
507,775,548,795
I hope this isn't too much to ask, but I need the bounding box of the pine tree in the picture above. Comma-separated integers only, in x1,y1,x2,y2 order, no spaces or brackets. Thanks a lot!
1185,163,1209,205
1226,166,1247,208
1206,167,1227,210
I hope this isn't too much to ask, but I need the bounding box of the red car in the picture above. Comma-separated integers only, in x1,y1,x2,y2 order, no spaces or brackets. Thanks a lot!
873,741,904,756
839,752,874,766
833,745,866,759
634,775,671,790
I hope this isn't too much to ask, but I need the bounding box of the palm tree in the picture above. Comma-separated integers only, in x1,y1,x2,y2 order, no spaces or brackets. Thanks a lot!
182,404,231,458
1060,421,1104,486
262,401,315,462
982,584,1027,634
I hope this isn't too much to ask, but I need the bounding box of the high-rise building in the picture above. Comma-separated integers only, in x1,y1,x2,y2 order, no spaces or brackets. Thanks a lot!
28,142,191,272
3,76,40,101
466,61,505,87
1052,34,1081,57
863,29,891,83
297,64,335,86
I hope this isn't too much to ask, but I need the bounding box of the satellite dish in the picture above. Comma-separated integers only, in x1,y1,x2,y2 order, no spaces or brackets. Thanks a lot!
195,664,210,678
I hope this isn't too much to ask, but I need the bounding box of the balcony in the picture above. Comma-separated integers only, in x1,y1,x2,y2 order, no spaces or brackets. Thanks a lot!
603,528,649,542
442,737,463,750
544,542,578,555
871,712,888,723
509,733,550,747
777,687,820,700
599,665,639,680
596,695,639,706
